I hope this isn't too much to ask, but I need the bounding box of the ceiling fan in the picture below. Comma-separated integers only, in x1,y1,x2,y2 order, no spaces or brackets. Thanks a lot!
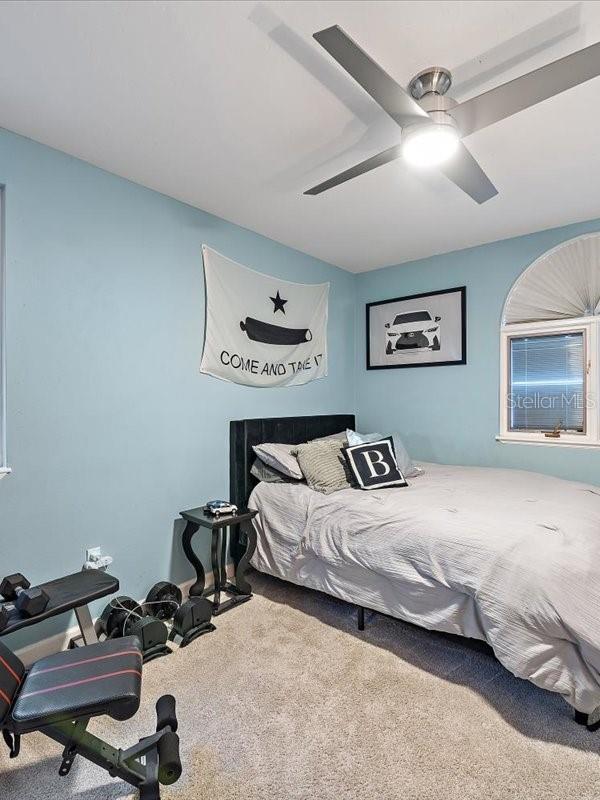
304,25,600,203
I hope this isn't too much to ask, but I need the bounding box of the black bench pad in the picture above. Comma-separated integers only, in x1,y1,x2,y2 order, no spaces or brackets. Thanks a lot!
0,570,119,636
10,637,142,734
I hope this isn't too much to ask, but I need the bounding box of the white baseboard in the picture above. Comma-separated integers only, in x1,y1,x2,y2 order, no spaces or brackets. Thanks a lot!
15,572,224,666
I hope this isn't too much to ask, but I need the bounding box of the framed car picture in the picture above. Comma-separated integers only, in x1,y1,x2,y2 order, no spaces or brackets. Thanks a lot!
366,286,466,369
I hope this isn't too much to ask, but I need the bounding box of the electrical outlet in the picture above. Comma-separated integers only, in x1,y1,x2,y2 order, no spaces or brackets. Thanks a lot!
86,547,102,563
83,546,113,571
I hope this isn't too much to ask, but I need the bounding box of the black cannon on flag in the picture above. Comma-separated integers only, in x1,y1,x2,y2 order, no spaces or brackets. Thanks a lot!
240,317,313,346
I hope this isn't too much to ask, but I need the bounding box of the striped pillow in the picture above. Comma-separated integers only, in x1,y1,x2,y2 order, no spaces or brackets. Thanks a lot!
293,439,354,494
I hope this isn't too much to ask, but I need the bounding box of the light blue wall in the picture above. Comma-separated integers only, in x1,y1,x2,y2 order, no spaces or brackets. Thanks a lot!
2,124,599,651
0,129,356,649
355,218,600,486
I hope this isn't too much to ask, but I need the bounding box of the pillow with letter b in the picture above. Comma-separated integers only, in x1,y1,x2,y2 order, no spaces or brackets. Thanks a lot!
342,437,408,490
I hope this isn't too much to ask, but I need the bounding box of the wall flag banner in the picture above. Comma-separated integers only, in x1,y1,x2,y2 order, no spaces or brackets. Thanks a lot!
200,246,329,387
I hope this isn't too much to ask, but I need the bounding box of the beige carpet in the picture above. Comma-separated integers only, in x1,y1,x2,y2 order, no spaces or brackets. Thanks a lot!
2,571,600,800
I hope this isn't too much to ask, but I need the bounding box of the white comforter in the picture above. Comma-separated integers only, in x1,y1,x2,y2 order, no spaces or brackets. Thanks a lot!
251,462,600,712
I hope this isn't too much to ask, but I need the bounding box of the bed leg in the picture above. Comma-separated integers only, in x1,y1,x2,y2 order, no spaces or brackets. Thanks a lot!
357,606,365,631
574,710,600,732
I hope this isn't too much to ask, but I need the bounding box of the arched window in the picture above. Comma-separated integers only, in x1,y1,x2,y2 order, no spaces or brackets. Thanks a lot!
498,233,600,448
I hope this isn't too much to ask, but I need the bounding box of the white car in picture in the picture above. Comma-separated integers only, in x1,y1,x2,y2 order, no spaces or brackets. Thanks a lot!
385,310,441,354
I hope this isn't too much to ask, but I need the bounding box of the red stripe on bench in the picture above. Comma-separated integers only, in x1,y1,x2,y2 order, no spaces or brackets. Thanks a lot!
0,655,21,684
0,687,11,706
19,669,142,699
34,650,141,675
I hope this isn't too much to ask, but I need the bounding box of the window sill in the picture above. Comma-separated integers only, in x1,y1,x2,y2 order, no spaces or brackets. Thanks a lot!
496,435,600,449
0,467,11,480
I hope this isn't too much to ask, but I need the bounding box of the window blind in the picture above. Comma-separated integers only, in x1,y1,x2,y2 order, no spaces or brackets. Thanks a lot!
503,233,600,324
509,332,585,432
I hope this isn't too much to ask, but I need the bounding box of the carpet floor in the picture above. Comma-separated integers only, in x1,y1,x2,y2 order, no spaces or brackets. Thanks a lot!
2,571,600,800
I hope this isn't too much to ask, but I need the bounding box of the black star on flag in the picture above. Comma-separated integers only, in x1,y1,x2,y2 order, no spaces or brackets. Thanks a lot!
270,290,287,314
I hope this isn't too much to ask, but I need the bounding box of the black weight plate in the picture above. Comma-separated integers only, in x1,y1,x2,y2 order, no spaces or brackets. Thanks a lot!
145,582,182,620
98,595,144,638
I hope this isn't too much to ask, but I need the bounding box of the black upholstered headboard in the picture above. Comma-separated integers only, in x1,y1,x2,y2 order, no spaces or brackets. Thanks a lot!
229,414,355,510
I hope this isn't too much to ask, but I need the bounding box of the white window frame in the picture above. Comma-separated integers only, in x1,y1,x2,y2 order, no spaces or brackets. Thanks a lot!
0,185,8,478
497,315,600,448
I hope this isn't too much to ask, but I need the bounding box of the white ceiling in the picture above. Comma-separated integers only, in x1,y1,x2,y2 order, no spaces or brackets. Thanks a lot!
0,0,599,272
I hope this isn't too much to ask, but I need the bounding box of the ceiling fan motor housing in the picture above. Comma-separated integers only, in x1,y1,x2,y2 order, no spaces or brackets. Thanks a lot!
408,67,458,131
408,66,453,99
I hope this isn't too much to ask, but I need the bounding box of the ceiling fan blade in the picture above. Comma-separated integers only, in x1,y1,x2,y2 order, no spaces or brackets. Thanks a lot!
439,143,498,204
451,40,600,137
313,25,429,128
304,144,402,195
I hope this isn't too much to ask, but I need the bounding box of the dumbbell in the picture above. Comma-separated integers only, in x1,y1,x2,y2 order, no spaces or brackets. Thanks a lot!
0,573,49,618
169,597,215,647
145,582,182,621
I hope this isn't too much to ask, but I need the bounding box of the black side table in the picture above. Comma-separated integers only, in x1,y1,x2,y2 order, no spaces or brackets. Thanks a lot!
179,507,258,616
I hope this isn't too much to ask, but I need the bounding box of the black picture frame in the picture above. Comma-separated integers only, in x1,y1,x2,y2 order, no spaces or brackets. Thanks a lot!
366,286,467,370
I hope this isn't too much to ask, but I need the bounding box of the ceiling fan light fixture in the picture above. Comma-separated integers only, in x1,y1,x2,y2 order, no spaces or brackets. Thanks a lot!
401,123,460,168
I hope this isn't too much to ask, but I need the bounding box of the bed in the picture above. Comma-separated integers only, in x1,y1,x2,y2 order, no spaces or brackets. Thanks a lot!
229,414,600,722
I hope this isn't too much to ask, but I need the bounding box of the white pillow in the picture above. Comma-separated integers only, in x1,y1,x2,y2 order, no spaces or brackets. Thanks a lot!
252,442,303,480
390,434,423,479
346,429,423,478
346,429,382,446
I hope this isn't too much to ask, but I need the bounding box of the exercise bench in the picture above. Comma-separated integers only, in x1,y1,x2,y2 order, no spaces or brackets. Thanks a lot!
0,569,119,646
0,635,182,799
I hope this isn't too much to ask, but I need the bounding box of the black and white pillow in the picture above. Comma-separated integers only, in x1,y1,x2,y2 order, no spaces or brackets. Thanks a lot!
342,437,408,490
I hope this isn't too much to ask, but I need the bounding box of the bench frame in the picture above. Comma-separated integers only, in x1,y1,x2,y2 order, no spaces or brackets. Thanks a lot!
3,696,180,800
